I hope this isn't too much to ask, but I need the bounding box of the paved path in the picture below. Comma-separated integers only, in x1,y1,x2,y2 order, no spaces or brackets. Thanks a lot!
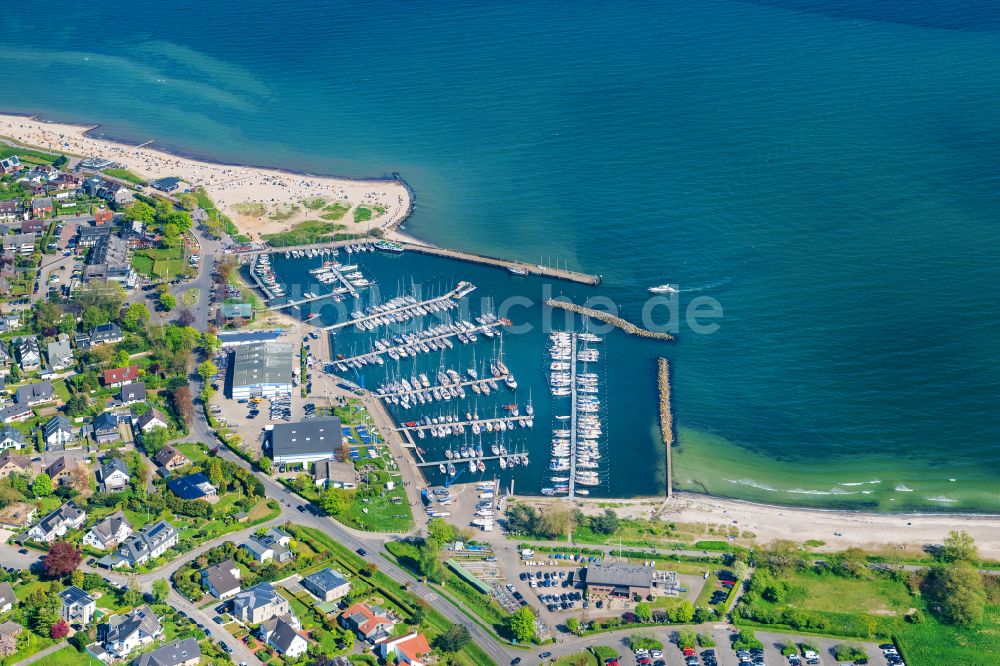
11,640,67,666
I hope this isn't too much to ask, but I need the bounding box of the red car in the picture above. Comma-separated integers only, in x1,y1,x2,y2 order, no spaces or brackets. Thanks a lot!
683,648,696,657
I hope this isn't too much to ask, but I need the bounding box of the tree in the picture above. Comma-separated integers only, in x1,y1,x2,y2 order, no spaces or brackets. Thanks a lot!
43,541,81,579
922,563,986,625
506,606,535,642
123,581,142,607
122,302,151,331
427,517,457,545
162,224,181,247
634,601,652,623
416,538,442,582
151,578,170,603
123,201,156,223
669,600,695,624
113,349,131,368
66,394,90,417
202,333,221,355
731,560,750,582
172,386,194,427
208,460,224,488
589,508,620,535
50,619,70,639
197,360,218,383
535,507,571,539
940,531,977,563
318,488,354,516
160,293,177,311
433,624,470,652
257,456,272,474
32,473,53,498
677,629,697,649
565,617,580,634
71,569,84,588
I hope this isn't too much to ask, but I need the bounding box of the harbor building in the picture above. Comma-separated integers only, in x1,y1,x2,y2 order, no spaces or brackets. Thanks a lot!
269,417,342,467
228,341,293,399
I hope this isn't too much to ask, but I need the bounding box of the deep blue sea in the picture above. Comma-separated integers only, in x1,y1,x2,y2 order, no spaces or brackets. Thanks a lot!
3,1,1000,510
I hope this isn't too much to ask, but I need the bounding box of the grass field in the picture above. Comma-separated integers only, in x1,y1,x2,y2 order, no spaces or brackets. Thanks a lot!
103,168,146,185
353,206,372,223
321,202,351,220
780,570,913,616
133,246,185,278
180,287,199,307
342,482,413,532
261,219,346,247
554,652,600,666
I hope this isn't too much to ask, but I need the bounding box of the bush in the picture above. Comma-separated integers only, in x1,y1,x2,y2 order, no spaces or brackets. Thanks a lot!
697,633,716,647
833,645,868,661
627,633,662,651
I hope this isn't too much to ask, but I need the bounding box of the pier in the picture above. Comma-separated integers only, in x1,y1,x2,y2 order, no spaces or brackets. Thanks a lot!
248,266,277,300
658,357,674,499
568,333,579,499
333,322,504,364
269,291,343,311
414,454,525,468
323,283,472,332
546,299,676,341
396,415,529,432
323,261,360,299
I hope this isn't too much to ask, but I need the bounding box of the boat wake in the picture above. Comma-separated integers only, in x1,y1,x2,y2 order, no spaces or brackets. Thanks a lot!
723,478,776,492
679,277,732,293
894,484,915,492
839,479,882,487
927,496,958,503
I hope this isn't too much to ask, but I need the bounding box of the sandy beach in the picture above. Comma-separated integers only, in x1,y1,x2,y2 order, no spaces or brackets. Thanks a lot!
524,492,1000,559
0,113,412,240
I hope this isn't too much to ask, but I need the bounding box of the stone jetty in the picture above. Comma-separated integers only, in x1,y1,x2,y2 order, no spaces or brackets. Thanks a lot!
544,300,677,341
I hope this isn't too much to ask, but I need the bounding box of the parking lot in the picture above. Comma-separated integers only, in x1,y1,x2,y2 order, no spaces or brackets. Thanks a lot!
567,627,893,666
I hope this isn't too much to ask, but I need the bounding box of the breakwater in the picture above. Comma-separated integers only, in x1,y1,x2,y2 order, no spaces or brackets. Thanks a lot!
658,357,674,499
402,243,601,285
544,300,677,341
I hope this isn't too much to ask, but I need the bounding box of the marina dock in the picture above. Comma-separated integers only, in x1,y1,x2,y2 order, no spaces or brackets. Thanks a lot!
414,454,524,468
323,282,473,331
269,291,342,311
375,376,508,400
396,414,530,432
248,266,277,300
332,321,504,364
568,334,579,498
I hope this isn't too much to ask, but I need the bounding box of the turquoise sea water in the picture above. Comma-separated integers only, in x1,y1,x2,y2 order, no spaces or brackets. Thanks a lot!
3,1,999,511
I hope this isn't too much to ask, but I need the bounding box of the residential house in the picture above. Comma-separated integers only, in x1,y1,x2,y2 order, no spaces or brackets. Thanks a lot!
43,415,74,451
257,615,307,659
167,473,217,501
377,632,432,666
92,412,121,444
152,445,188,470
0,404,31,424
0,342,9,377
2,233,36,255
313,458,356,489
45,456,79,486
15,380,53,405
132,638,201,666
119,381,146,405
241,527,294,564
0,450,31,479
94,207,114,226
97,520,178,569
96,605,162,659
84,234,136,288
83,511,133,550
0,621,20,642
301,567,350,603
0,426,25,452
20,218,46,234
77,224,112,248
0,582,16,614
46,336,74,371
99,458,131,492
104,365,139,388
202,559,241,599
90,323,123,346
15,337,41,371
150,177,181,193
134,407,169,434
231,582,290,625
30,198,53,218
339,602,396,644
0,199,25,223
60,585,97,627
0,156,21,174
27,502,86,542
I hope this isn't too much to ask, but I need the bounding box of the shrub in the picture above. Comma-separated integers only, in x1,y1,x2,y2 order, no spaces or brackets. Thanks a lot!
833,645,868,661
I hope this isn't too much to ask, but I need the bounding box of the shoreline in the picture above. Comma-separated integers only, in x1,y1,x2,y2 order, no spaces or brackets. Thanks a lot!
5,110,996,532
520,491,1000,557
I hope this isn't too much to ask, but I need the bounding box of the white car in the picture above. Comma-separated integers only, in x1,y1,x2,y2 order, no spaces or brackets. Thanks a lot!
803,651,819,660
650,649,663,659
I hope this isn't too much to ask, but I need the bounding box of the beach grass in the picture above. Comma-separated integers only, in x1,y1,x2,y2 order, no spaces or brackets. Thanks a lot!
103,167,146,185
353,206,373,223
302,197,327,209
233,201,267,217
261,219,347,247
268,204,300,221
321,202,351,220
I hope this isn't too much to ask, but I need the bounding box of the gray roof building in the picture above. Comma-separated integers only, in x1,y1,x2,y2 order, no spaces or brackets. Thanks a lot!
15,380,52,405
270,416,342,466
132,638,201,666
301,567,350,602
228,341,293,399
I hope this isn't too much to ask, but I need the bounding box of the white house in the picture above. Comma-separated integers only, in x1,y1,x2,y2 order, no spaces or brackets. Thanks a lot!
202,560,241,599
257,615,307,659
27,502,86,543
82,511,132,550
96,605,162,659
377,632,432,666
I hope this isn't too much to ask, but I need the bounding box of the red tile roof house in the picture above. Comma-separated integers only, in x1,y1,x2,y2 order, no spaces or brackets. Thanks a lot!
377,632,431,666
338,603,395,644
103,365,139,388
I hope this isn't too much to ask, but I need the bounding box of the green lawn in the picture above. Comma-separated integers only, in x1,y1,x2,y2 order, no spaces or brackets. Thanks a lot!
0,633,59,666
51,379,71,402
261,219,346,247
780,570,913,616
175,442,208,463
321,202,350,220
353,206,372,223
180,287,199,307
133,246,185,278
103,168,146,185
28,646,102,666
554,652,599,666
342,483,413,532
